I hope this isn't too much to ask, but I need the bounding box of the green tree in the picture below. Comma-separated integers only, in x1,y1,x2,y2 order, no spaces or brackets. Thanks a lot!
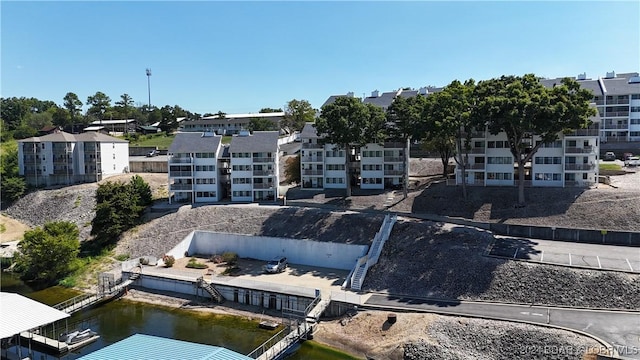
0,140,26,201
316,96,386,197
283,99,316,133
130,174,153,206
86,91,112,120
12,123,38,139
63,92,83,126
386,95,427,198
24,112,53,131
423,80,476,200
51,106,71,129
284,154,301,184
474,75,596,205
248,117,278,132
14,221,80,284
115,93,134,119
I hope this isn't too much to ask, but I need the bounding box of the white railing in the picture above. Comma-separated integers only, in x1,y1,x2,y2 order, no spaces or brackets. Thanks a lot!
350,214,397,290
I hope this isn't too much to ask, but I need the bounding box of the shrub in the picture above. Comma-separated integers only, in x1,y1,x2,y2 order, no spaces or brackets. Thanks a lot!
186,258,207,269
221,266,240,275
162,254,175,267
209,254,223,263
115,254,130,261
221,252,238,265
139,257,149,265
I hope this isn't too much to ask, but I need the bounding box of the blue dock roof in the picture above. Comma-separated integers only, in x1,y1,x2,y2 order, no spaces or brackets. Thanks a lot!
77,334,252,360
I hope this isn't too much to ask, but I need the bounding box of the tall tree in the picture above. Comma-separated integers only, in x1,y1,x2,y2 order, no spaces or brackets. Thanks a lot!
86,91,112,120
115,93,134,119
316,96,386,197
283,99,316,133
248,117,278,132
284,154,301,185
63,92,83,125
474,75,596,205
386,95,427,198
259,107,283,113
423,80,476,200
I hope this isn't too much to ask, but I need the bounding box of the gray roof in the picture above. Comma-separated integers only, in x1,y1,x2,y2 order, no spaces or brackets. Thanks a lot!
601,77,640,95
540,78,604,97
321,95,344,108
398,90,418,98
168,132,222,154
363,91,397,109
301,123,319,139
17,131,127,143
229,131,279,153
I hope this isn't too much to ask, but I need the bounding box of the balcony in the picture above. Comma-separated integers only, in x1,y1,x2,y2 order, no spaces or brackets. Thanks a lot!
302,143,323,149
302,169,323,176
470,148,486,154
602,123,629,130
170,157,193,164
253,170,275,176
170,183,193,191
564,129,600,137
603,136,629,142
383,156,404,162
465,163,486,170
565,164,595,171
253,183,274,189
605,99,630,105
253,157,275,163
384,169,404,176
565,146,594,154
169,170,193,177
604,111,630,117
301,156,323,162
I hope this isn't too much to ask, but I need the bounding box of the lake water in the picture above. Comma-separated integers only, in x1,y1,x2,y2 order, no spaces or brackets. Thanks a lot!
1,272,358,360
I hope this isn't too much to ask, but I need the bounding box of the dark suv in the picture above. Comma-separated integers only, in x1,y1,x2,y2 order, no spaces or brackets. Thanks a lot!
264,257,288,273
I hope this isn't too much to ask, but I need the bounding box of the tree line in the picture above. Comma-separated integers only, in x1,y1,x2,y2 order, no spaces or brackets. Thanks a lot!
316,74,595,205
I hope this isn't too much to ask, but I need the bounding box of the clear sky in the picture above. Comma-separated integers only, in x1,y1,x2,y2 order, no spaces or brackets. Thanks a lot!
2,1,639,115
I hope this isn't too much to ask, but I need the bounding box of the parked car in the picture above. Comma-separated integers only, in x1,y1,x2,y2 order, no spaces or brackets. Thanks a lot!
604,152,616,161
146,149,159,157
623,152,633,161
263,256,288,273
624,156,640,167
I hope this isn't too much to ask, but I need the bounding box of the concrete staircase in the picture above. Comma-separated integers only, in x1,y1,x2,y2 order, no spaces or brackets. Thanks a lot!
351,214,397,291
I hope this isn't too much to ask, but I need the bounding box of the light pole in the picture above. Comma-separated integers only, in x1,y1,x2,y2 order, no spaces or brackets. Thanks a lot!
146,68,152,109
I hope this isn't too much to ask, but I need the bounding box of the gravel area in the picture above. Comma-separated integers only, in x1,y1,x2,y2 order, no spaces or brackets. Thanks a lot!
363,218,640,310
115,206,384,258
404,316,602,360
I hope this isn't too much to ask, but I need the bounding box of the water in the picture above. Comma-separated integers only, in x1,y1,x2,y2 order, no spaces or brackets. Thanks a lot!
1,272,359,359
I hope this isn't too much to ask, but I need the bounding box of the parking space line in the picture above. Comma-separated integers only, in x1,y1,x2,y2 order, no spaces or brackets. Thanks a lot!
513,248,519,259
569,253,572,266
597,256,602,269
627,259,634,272
540,251,544,262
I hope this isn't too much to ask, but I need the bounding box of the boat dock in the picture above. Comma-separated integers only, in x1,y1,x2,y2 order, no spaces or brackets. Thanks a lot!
19,331,100,354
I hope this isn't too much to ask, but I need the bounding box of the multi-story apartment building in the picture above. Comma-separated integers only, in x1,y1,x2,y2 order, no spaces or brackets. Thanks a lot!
455,117,601,188
541,71,640,143
180,112,285,135
17,131,129,187
300,124,406,190
229,131,279,202
167,131,280,203
167,132,223,204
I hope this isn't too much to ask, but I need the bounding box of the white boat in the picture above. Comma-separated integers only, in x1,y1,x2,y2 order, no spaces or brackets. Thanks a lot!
59,329,98,344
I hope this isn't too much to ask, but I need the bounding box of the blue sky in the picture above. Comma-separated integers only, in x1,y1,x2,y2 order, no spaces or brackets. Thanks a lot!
2,1,639,115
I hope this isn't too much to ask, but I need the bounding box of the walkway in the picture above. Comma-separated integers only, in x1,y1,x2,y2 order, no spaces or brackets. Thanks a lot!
364,294,640,358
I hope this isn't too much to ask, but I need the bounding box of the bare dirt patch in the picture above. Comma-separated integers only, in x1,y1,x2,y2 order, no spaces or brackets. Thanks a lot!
0,214,31,243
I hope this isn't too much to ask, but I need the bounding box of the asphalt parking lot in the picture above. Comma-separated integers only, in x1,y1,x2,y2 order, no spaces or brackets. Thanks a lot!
487,237,639,273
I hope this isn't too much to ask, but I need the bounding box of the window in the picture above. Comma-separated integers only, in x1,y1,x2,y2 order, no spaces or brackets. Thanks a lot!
195,178,216,184
196,191,216,198
113,153,116,159
232,178,252,184
362,178,382,184
488,141,495,148
487,157,512,164
232,152,250,158
534,173,561,181
196,152,215,158
631,107,640,113
326,164,346,171
325,177,344,184
232,165,251,171
534,157,561,165
195,165,215,171
362,164,381,171
487,172,512,180
632,94,640,100
232,191,251,197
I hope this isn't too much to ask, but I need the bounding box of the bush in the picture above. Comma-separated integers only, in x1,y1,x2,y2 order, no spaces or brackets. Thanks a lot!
115,254,130,261
209,254,223,263
162,254,175,267
139,257,149,265
186,258,207,269
221,252,239,265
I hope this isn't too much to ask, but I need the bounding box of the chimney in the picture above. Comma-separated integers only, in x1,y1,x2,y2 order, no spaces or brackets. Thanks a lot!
605,71,616,79
577,72,587,80
418,87,428,95
371,90,379,98
346,92,355,97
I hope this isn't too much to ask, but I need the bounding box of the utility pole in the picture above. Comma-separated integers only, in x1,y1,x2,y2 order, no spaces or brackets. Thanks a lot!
146,68,152,110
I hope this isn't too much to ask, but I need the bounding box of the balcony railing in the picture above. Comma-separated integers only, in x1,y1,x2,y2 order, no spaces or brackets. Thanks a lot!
253,170,275,176
169,157,193,164
593,100,605,105
565,180,595,187
602,124,629,129
253,157,275,163
605,99,630,105
384,170,404,176
302,143,323,149
604,111,630,117
565,164,595,171
301,157,323,162
169,171,193,177
253,183,274,189
470,148,486,154
603,136,629,142
383,156,404,162
565,146,594,154
302,169,323,175
565,129,600,136
170,183,193,191
466,163,486,170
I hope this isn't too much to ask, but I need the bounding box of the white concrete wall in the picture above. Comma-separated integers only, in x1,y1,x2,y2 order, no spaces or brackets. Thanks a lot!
169,231,368,270
100,142,129,177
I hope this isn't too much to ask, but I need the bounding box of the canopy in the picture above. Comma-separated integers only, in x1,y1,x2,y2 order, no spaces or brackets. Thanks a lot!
0,292,70,339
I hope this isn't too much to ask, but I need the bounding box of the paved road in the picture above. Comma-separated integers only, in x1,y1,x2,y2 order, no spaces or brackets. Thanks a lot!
365,294,640,359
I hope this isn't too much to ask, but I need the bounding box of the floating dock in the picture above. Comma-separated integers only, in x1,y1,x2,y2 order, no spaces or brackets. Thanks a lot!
19,331,100,354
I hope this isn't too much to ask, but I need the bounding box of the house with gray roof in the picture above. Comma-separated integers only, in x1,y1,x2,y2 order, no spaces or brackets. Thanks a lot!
180,112,285,135
167,132,223,203
17,131,129,186
229,131,280,202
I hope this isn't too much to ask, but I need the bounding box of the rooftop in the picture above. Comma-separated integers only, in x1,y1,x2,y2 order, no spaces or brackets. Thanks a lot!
0,292,70,339
229,131,279,153
168,132,222,154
